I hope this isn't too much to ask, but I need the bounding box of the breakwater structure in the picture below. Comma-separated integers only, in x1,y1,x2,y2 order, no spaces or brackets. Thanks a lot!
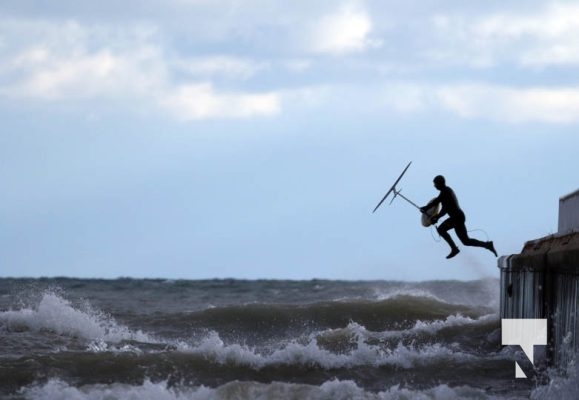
498,188,579,370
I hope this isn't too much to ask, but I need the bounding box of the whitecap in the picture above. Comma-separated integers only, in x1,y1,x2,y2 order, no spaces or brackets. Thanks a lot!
372,287,448,304
0,291,153,344
20,377,513,400
180,330,477,370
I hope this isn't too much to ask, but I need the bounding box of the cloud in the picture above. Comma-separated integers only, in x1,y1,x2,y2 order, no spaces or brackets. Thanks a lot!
5,47,164,100
309,4,381,55
0,19,166,100
430,3,579,68
0,18,283,120
472,3,579,39
283,59,312,73
3,5,578,125
436,84,579,124
380,82,579,124
159,83,281,120
173,56,268,80
520,44,579,68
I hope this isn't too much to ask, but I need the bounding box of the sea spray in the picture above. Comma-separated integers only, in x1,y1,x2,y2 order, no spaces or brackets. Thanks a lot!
0,290,152,343
21,378,504,400
0,278,550,399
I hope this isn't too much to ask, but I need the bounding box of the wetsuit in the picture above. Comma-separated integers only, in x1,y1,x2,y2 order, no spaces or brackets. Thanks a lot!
427,186,488,250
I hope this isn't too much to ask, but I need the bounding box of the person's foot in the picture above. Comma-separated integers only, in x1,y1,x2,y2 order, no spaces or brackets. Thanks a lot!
446,248,460,259
487,241,498,257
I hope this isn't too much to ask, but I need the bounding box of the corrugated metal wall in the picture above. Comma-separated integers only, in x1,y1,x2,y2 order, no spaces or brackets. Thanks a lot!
498,236,579,370
500,267,545,319
551,272,579,368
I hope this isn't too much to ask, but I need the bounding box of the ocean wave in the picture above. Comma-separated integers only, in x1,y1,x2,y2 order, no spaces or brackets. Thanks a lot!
0,291,152,344
175,329,479,370
20,378,510,400
0,289,500,370
161,307,501,371
4,317,497,373
314,313,499,345
410,313,499,336
372,288,448,303
371,279,500,310
150,295,485,339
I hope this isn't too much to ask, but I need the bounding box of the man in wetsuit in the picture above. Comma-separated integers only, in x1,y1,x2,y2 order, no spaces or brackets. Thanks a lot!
420,175,497,259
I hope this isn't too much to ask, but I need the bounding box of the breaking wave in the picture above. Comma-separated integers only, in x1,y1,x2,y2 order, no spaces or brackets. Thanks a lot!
0,291,152,344
21,378,501,400
1,280,542,399
179,330,480,370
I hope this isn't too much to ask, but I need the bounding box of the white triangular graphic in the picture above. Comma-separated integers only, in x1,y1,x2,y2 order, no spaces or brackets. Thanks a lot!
502,318,547,377
515,362,527,378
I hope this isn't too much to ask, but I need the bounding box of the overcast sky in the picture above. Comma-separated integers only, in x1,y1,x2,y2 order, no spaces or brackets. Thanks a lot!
1,0,578,280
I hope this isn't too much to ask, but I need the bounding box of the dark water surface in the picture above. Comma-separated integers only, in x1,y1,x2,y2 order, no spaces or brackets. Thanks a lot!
0,278,576,399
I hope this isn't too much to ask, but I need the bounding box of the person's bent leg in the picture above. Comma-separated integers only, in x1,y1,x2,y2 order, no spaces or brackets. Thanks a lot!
456,224,496,255
455,224,486,247
437,219,460,259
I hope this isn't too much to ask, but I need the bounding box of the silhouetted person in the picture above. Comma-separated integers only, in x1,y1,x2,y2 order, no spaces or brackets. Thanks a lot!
420,175,497,259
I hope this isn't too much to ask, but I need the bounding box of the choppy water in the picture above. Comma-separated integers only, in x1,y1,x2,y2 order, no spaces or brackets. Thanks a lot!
0,278,576,399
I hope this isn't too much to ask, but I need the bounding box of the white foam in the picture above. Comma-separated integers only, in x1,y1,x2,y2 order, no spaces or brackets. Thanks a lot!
372,288,448,304
21,378,508,400
0,291,152,344
180,330,476,370
21,378,209,400
371,280,501,310
376,382,505,400
410,313,499,335
316,313,498,343
530,361,579,400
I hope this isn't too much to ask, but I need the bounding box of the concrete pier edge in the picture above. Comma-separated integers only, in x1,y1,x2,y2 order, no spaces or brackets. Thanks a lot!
498,190,579,370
